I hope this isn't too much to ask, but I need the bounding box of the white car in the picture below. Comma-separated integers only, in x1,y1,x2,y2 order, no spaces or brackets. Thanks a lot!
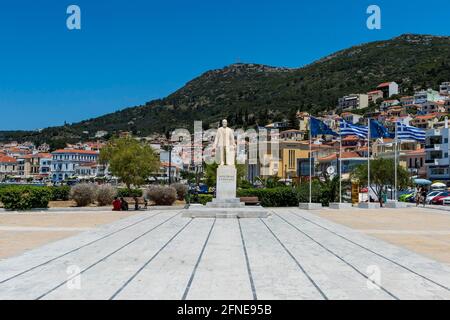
426,191,443,204
442,196,450,205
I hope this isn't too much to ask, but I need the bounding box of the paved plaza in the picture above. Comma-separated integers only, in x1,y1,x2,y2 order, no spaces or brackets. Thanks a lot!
1,208,450,300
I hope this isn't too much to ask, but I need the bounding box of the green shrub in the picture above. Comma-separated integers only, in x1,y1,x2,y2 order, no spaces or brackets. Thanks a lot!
117,188,143,198
198,194,213,205
146,186,177,206
0,185,52,210
70,184,98,207
96,185,117,206
237,187,298,207
50,186,71,201
172,183,188,201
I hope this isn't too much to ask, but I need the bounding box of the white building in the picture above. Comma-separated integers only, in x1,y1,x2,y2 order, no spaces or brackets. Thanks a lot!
51,149,99,182
377,82,399,98
425,121,450,181
439,82,450,95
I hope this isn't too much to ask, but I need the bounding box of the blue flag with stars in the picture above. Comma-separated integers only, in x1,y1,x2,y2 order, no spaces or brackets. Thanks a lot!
370,120,394,139
310,117,338,137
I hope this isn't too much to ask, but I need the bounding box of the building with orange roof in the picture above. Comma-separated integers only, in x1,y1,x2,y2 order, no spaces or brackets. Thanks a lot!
367,90,384,103
0,155,18,180
410,114,440,129
317,151,367,178
377,82,399,98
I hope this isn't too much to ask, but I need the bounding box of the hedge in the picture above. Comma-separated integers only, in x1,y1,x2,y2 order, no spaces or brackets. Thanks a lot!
198,194,213,205
50,186,71,201
0,185,53,210
117,188,143,198
237,187,298,207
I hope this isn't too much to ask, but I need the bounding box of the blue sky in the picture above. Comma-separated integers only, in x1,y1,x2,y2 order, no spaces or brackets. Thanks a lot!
0,0,449,130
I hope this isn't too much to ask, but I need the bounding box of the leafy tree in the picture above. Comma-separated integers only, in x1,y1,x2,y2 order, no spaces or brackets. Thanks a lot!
350,158,410,207
99,137,159,189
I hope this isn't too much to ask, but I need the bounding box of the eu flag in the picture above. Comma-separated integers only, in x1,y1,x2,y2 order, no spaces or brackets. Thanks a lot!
370,120,394,139
310,117,338,137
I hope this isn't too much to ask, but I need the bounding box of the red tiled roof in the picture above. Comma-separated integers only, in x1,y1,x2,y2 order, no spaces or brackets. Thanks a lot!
52,149,99,155
0,155,17,163
318,152,361,162
377,82,393,88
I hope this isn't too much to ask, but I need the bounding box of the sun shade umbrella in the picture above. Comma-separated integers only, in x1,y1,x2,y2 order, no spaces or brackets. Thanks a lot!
414,179,432,186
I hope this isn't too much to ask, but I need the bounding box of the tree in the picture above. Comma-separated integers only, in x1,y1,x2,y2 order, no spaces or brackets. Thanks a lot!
99,137,159,189
350,158,410,207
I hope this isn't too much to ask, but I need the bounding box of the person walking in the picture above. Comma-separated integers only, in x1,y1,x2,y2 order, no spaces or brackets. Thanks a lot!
415,187,421,207
421,187,428,207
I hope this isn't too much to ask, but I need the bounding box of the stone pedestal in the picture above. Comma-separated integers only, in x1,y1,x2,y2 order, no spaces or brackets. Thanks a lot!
385,201,407,208
358,202,380,209
299,203,322,210
329,203,353,209
185,165,269,218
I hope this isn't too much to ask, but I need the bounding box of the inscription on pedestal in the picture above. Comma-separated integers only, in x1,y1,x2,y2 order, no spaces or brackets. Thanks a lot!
216,166,237,200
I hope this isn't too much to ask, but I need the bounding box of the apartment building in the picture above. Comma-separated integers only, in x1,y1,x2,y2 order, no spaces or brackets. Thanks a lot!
51,149,100,182
338,94,369,111
0,155,18,180
425,123,450,181
377,82,399,98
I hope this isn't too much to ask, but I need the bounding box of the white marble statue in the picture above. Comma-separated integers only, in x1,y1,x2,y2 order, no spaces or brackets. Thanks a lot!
213,119,236,166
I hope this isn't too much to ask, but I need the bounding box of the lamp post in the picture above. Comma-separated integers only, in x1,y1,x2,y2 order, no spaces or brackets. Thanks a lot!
163,136,183,186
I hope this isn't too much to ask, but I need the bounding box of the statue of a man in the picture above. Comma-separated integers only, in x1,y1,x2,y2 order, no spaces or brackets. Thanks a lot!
213,119,236,166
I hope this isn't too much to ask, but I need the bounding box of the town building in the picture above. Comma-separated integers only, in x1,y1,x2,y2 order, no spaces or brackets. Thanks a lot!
410,114,440,129
51,149,100,182
338,94,369,111
367,90,384,103
425,122,450,181
377,82,399,98
0,155,18,181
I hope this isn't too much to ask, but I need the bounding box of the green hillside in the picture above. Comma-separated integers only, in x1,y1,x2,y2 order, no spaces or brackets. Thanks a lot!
2,34,450,147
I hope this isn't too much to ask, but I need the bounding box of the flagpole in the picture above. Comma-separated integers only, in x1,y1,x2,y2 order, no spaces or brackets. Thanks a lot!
309,118,312,204
339,129,342,203
368,118,371,202
394,122,398,202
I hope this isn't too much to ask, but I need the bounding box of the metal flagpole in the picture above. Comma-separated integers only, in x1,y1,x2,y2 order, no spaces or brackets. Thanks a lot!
309,118,312,204
394,122,398,202
339,129,342,203
367,119,371,202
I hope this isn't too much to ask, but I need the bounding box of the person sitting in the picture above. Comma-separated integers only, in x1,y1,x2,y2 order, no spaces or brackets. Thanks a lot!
133,196,139,211
120,197,129,211
112,197,121,211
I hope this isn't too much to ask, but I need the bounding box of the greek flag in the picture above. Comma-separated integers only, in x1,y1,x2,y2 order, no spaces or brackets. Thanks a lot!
397,122,425,142
339,120,368,139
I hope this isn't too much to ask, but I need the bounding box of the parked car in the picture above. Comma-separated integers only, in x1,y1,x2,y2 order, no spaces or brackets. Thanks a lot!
431,192,450,205
442,197,450,206
399,192,415,202
425,191,444,204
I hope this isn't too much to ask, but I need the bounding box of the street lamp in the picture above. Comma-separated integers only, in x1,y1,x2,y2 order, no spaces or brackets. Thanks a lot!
163,136,183,186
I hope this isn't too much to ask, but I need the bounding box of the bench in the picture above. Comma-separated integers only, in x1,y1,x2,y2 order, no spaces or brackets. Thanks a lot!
123,197,147,209
240,197,260,206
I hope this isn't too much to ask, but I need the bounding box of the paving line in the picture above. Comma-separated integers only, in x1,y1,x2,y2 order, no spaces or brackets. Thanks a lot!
259,218,328,300
292,210,450,292
238,218,257,300
181,218,216,300
110,218,194,300
35,212,181,300
275,212,398,300
0,211,166,285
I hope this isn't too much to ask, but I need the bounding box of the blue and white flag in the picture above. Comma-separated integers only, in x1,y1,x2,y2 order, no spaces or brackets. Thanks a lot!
339,120,368,139
396,122,426,142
